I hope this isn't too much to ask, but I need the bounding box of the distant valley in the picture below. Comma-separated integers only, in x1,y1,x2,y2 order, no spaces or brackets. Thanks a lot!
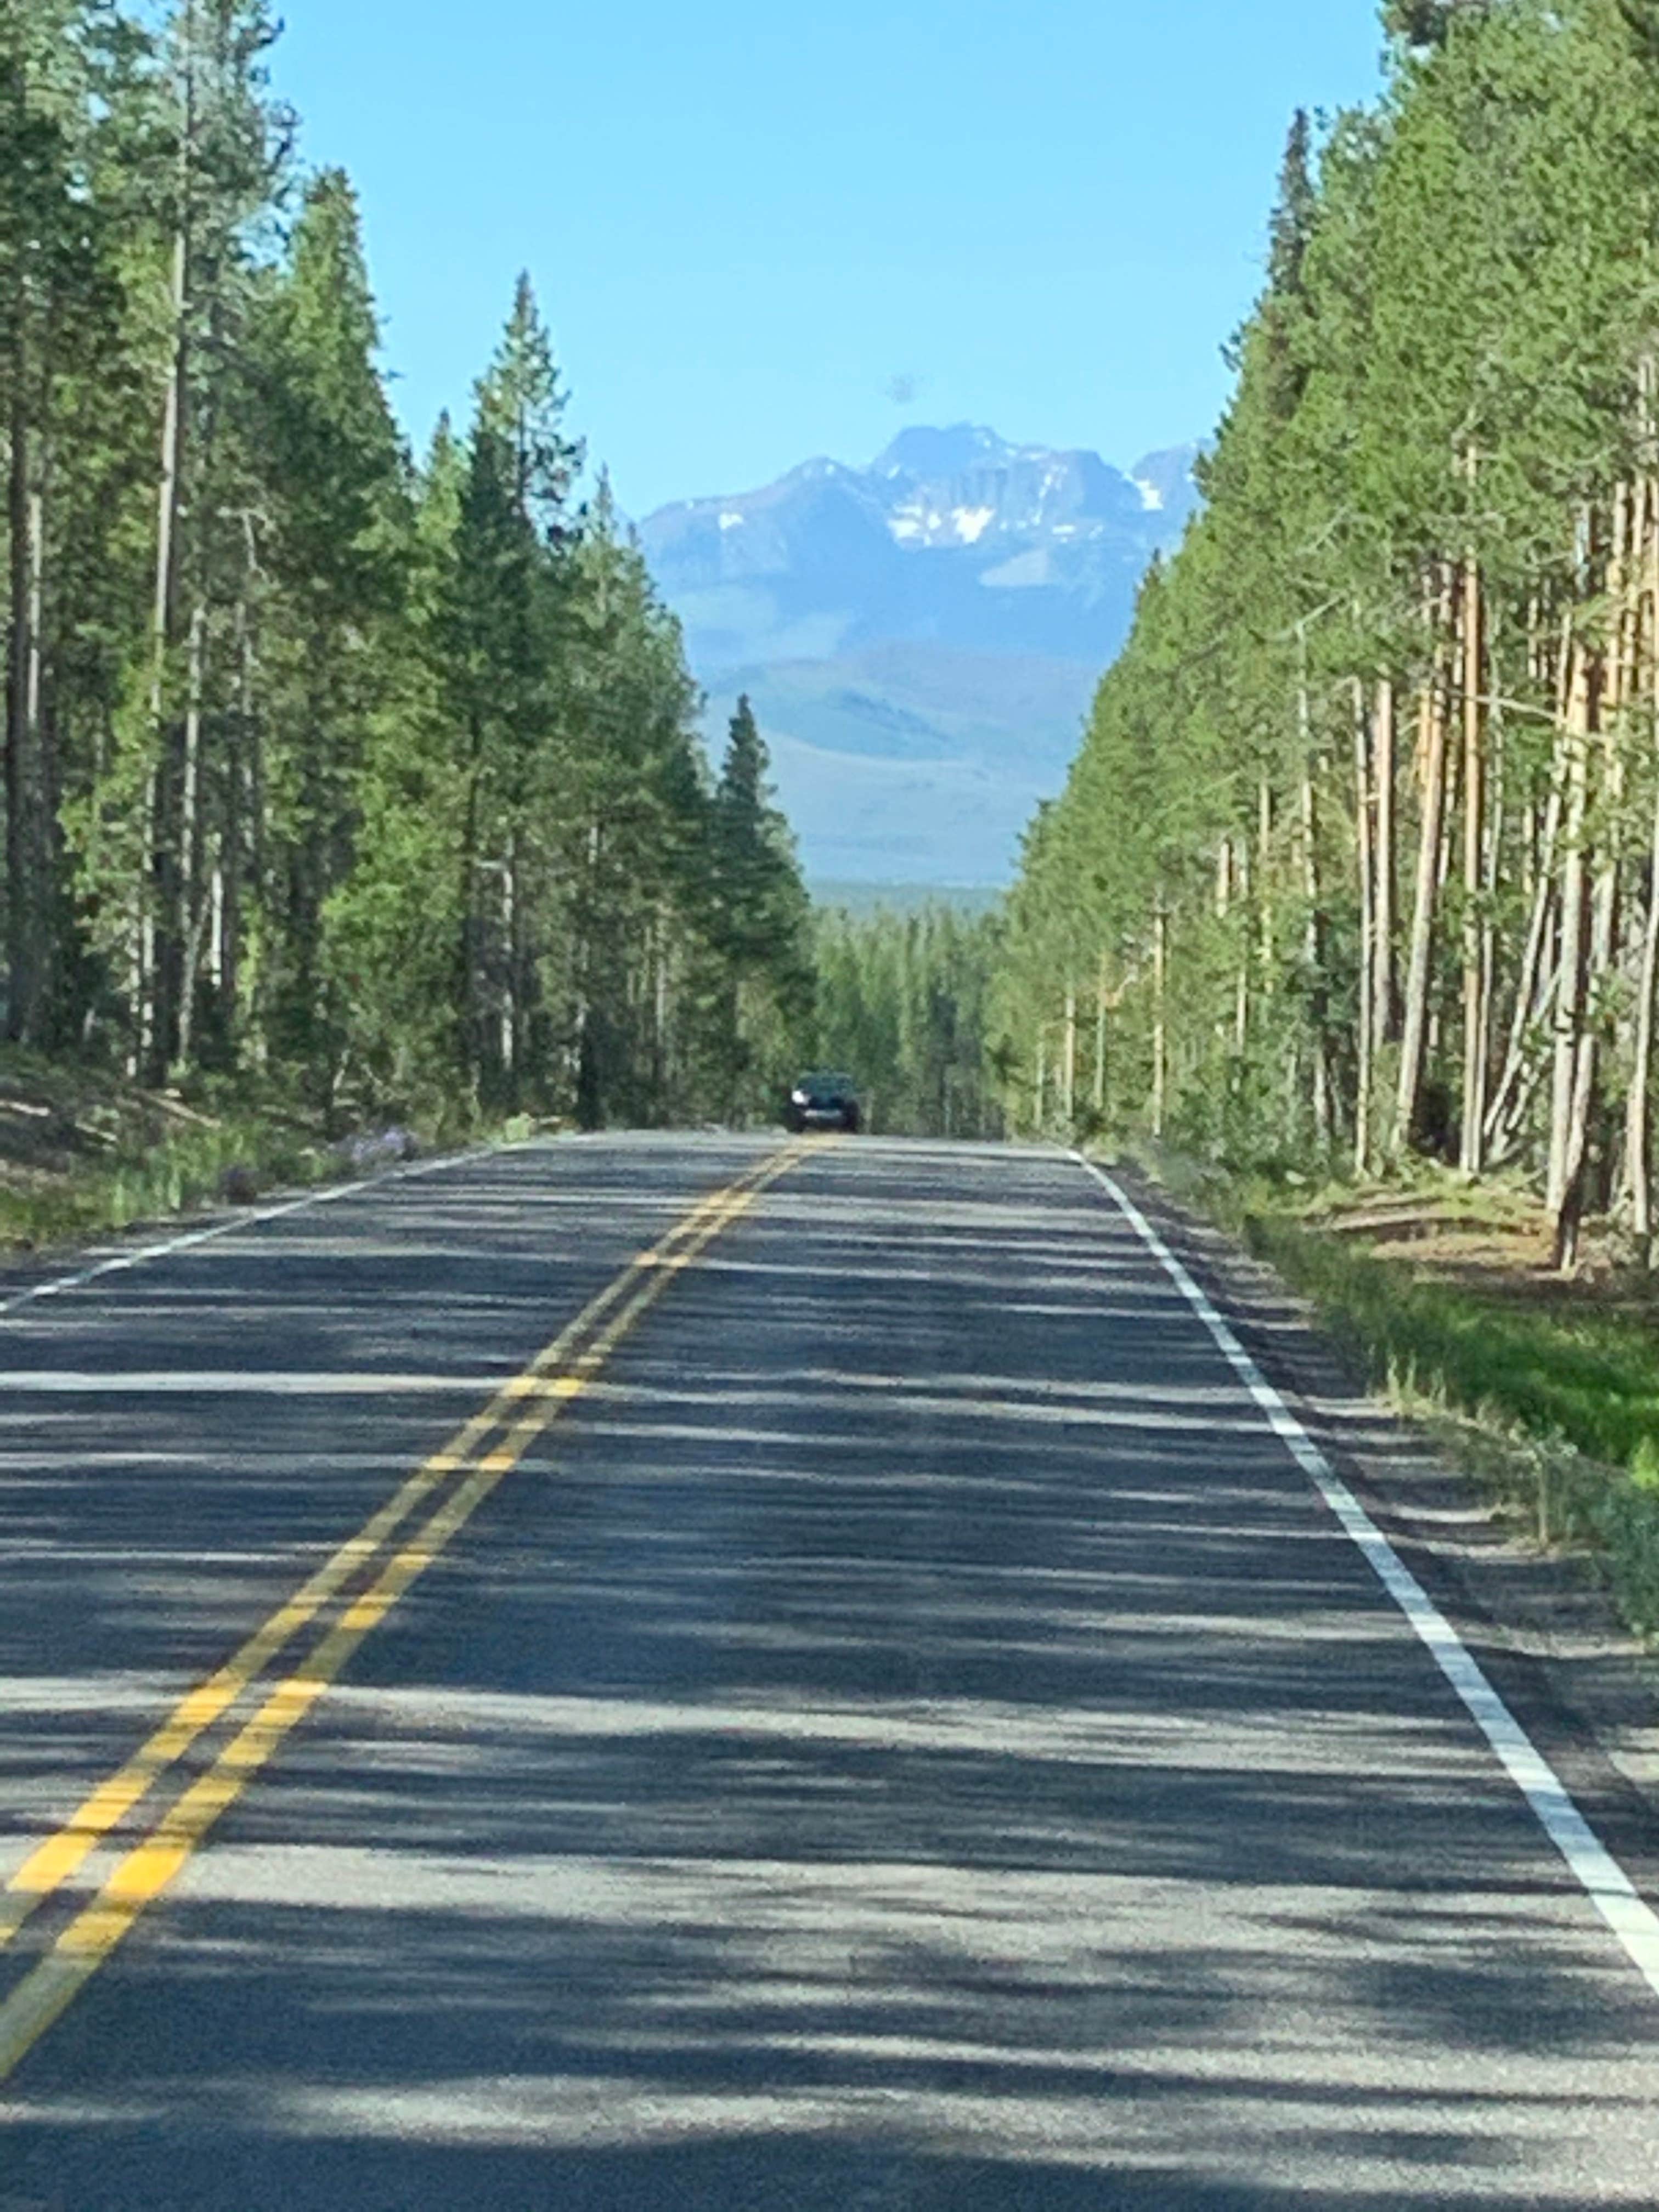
637,425,1200,887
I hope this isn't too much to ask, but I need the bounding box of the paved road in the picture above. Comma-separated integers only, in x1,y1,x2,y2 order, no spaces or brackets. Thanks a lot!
2,1133,1658,2208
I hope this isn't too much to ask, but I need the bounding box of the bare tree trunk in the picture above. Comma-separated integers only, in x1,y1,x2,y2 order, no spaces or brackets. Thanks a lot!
1372,675,1396,1053
500,834,518,1087
1459,546,1486,1175
1295,624,1331,1150
174,598,207,1070
1627,467,1659,1253
1061,985,1077,1126
142,212,190,1079
1627,777,1659,1253
1568,819,1618,1226
1395,632,1449,1157
574,819,605,1128
1485,721,1566,1156
1231,832,1250,1056
1600,489,1640,1224
224,511,265,1053
219,585,250,1042
1152,905,1168,1140
1257,775,1273,984
1093,948,1108,1114
1355,678,1374,1174
1302,764,1331,1148
5,344,33,1043
653,906,670,1110
457,735,483,1097
1478,697,1501,1160
1548,640,1596,1265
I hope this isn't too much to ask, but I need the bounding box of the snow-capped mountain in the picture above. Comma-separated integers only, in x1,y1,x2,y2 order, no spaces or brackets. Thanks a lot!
642,426,1199,670
877,423,1160,551
637,426,1201,884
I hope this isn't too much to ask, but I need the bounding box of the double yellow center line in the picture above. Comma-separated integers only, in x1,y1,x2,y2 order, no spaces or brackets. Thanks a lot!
0,1141,806,2085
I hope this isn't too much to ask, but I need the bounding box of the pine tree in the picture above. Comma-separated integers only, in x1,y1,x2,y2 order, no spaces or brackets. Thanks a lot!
92,0,296,1080
322,415,466,1101
997,0,1659,1274
813,902,1003,1139
0,2,131,1044
1383,1,1486,48
707,695,811,1119
0,3,812,1144
475,273,583,544
246,166,404,1104
1621,0,1659,65
561,477,704,1126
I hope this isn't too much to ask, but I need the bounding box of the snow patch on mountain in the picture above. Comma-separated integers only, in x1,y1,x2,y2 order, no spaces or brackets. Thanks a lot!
637,427,1204,883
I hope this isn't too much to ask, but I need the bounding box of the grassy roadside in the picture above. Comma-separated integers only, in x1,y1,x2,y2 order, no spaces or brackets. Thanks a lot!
0,1048,533,1259
1127,1145,1659,1639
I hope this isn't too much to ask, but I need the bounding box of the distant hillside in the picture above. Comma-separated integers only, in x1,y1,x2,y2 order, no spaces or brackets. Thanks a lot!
639,425,1200,884
811,881,1003,919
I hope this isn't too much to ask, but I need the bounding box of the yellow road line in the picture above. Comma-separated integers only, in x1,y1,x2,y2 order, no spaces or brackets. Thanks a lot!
0,1145,799,2084
0,1147,798,1957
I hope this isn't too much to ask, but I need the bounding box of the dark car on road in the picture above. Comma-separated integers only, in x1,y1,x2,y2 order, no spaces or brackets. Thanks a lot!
786,1071,862,1133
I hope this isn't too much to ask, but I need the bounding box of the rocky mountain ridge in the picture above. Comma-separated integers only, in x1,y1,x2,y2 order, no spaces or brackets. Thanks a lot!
637,426,1201,883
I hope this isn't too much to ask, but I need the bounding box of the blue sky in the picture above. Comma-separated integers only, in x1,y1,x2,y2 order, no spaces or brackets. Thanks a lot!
275,2,1387,517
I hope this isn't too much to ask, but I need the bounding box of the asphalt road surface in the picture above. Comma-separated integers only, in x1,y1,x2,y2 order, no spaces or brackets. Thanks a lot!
3,1132,1659,2209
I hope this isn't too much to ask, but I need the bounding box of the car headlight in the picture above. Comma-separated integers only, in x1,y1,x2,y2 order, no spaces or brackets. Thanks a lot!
791,1089,810,1106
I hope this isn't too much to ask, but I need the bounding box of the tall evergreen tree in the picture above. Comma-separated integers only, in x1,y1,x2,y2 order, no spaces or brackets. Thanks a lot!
0,1,132,1044
253,166,405,1100
0,4,812,1141
476,273,583,544
707,694,811,1118
997,0,1659,1271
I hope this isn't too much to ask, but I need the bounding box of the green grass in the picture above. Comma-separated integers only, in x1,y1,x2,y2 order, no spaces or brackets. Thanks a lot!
0,1048,535,1259
1241,1209,1659,1471
0,1111,335,1252
1242,1211,1659,1632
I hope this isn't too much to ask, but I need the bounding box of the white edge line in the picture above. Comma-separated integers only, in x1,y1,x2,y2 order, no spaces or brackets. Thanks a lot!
0,1138,546,1324
1076,1152,1659,2004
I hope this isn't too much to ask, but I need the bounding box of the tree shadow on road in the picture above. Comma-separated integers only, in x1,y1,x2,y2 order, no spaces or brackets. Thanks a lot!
5,1147,1659,2207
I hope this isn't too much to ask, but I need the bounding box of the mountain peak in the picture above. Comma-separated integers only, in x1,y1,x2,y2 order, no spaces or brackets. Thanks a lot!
634,423,1202,886
637,426,1201,662
874,424,1011,479
1128,443,1203,516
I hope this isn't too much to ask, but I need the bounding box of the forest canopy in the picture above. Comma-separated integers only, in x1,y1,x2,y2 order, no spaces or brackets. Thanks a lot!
0,1,812,1132
995,0,1659,1267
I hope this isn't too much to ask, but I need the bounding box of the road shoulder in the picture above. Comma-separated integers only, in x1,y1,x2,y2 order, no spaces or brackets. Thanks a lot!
1102,1157,1659,1899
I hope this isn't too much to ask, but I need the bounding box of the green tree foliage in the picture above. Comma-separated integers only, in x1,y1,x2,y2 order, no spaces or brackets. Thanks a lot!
997,0,1659,1268
703,695,813,1119
1383,1,1481,45
1622,0,1659,64
251,168,407,1096
0,6,809,1134
812,902,1005,1139
0,1,140,1047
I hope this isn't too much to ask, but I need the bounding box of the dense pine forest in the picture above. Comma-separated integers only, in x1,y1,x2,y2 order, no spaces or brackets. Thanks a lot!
811,902,1004,1140
996,0,1659,1267
0,2,811,1136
